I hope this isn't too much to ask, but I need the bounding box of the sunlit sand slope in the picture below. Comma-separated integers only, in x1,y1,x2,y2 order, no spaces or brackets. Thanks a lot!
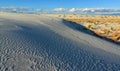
0,13,120,71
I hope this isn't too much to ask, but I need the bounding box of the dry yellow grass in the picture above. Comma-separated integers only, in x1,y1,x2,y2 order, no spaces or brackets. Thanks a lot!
56,14,120,43
65,16,120,24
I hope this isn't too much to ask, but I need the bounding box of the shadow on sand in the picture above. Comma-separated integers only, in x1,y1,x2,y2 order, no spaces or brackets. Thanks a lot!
62,19,120,46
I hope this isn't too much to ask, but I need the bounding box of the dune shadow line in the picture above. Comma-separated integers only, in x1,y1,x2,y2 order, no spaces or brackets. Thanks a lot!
62,19,120,45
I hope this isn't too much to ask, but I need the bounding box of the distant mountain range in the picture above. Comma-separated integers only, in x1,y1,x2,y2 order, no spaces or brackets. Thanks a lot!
0,6,120,15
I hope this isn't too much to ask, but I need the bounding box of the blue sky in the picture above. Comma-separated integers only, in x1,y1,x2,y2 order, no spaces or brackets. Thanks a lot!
0,0,120,9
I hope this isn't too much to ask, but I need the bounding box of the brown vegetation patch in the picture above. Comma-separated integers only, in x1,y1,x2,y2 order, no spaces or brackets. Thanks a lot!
61,15,120,43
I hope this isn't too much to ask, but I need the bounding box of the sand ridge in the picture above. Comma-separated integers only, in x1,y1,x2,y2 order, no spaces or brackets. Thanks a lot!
0,13,120,71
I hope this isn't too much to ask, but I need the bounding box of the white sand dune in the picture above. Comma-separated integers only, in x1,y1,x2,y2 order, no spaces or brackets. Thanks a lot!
0,12,120,71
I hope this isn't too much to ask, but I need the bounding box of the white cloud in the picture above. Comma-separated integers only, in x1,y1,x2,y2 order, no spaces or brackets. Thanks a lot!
53,8,66,12
82,8,120,13
82,8,95,12
69,8,79,12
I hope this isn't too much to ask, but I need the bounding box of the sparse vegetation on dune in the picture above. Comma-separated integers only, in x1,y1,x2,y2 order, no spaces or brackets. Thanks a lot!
52,14,120,43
